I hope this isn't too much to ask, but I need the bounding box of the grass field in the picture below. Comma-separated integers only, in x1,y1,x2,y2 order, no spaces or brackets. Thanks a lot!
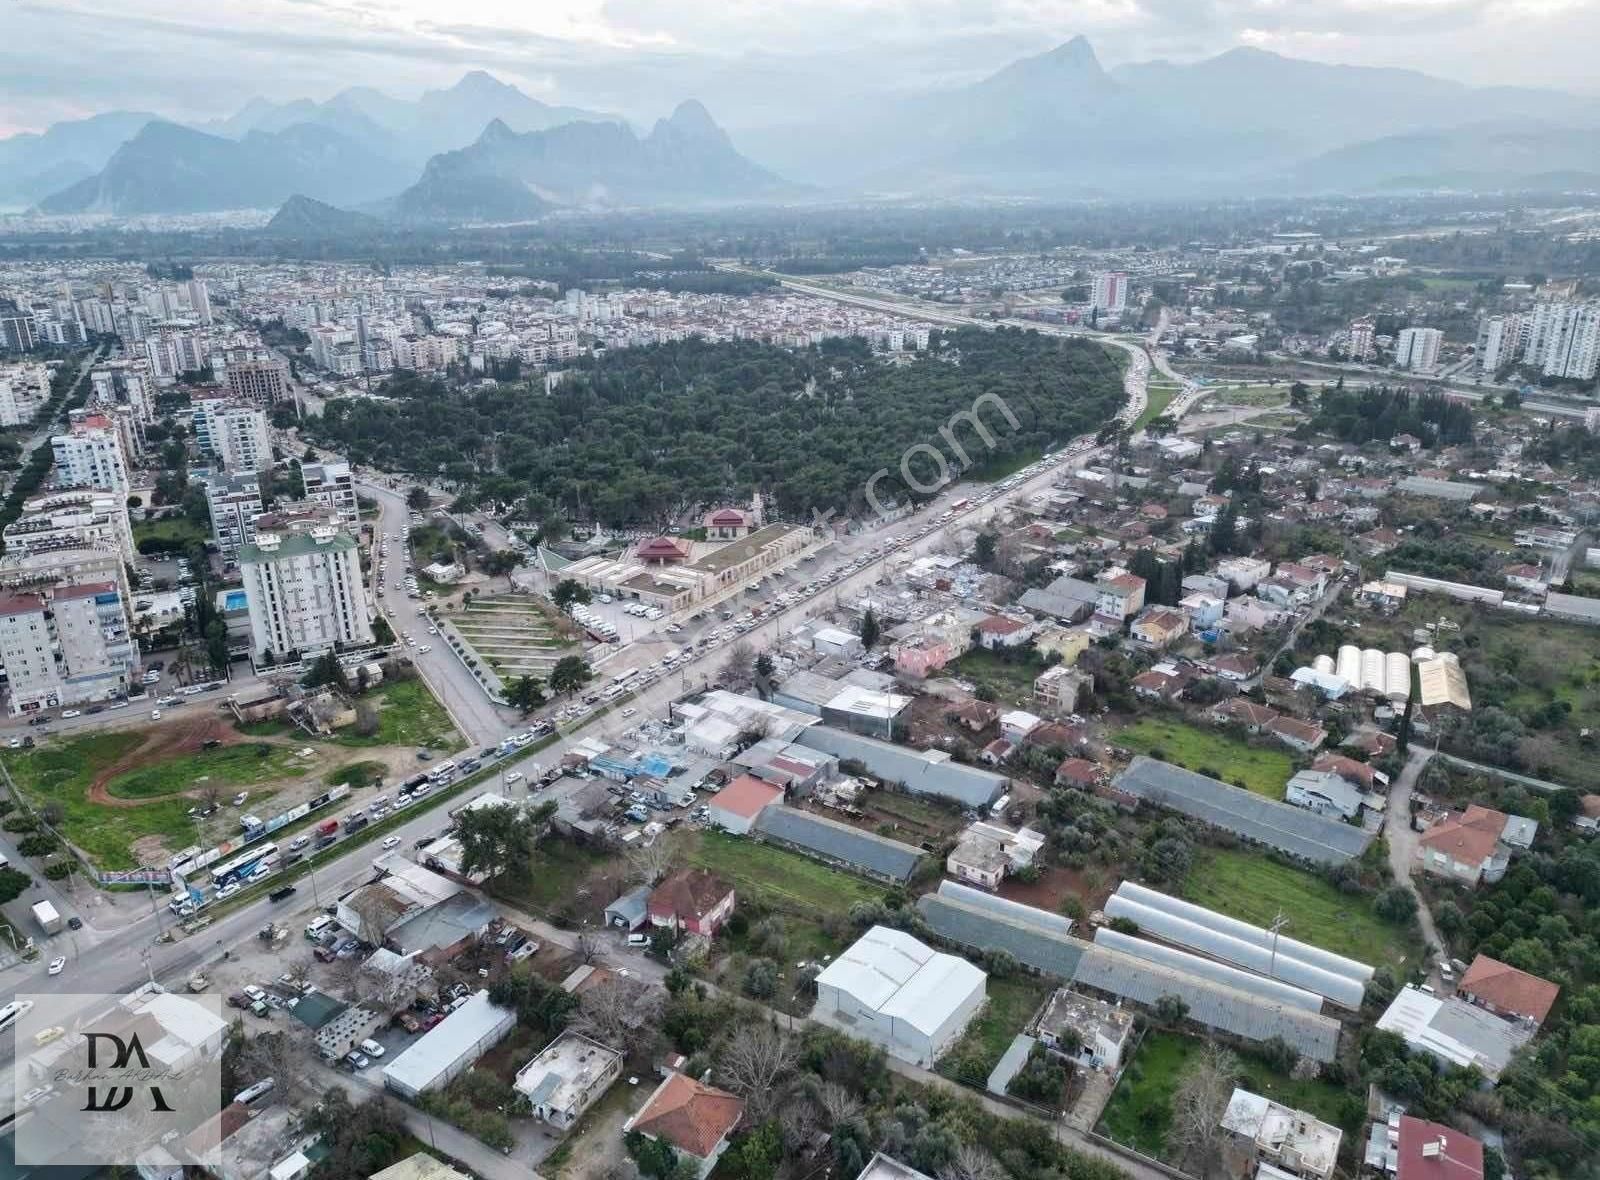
107,742,302,800
947,648,1048,706
1116,717,1294,798
324,760,386,789
936,976,1048,1088
1184,848,1420,971
3,732,198,870
132,515,208,548
684,830,885,918
334,679,461,751
1135,384,1177,431
1099,1032,1361,1160
502,840,615,911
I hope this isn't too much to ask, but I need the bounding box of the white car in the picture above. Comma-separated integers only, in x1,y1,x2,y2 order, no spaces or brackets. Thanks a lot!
47,957,66,976
288,835,310,851
359,1039,386,1058
621,707,638,718
381,835,402,850
60,709,81,719
418,645,432,654
216,881,240,899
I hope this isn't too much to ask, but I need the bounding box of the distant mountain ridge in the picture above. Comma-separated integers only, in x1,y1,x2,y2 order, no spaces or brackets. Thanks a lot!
263,195,381,237
37,121,416,214
393,100,790,220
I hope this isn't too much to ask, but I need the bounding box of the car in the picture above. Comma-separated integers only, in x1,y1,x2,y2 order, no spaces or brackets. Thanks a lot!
381,835,402,850
47,956,66,976
243,984,266,1002
6,737,20,749
359,1039,385,1058
216,882,240,899
621,707,638,718
345,1051,370,1070
150,709,162,720
60,709,80,719
66,916,82,931
232,792,249,806
418,645,431,654
33,1026,65,1046
626,932,650,947
20,1086,54,1107
288,835,310,852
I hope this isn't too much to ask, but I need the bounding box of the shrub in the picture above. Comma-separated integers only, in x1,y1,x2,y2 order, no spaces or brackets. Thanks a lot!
742,957,778,1000
17,833,57,857
2,814,37,834
43,862,75,880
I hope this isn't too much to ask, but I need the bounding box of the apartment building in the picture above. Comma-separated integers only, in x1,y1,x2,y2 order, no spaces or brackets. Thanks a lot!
0,579,140,714
239,522,372,659
204,472,265,563
301,460,359,527
51,418,129,493
3,489,135,564
1091,271,1128,314
1347,319,1375,361
0,361,50,426
1394,327,1442,372
192,399,273,471
224,356,291,405
1524,301,1600,381
392,334,462,373
1475,314,1522,376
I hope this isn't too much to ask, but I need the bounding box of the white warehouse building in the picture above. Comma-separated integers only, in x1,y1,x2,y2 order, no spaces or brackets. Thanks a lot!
381,991,516,1099
811,925,986,1067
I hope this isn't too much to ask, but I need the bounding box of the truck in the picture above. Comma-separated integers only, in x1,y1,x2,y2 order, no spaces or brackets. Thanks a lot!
316,818,339,838
187,973,209,993
32,900,62,935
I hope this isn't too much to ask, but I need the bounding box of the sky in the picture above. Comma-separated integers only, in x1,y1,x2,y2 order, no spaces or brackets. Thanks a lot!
5,0,1600,136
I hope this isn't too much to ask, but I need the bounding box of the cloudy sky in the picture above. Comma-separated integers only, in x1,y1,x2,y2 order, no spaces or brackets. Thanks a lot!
5,0,1599,136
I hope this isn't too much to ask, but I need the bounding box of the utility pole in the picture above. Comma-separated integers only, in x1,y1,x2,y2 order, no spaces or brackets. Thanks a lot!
1268,911,1289,979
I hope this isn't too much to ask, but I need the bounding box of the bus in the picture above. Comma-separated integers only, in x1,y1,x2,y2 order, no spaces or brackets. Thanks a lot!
950,497,971,512
611,668,639,687
211,842,277,887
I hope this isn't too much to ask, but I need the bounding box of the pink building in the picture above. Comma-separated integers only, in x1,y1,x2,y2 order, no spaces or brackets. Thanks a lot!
895,634,954,679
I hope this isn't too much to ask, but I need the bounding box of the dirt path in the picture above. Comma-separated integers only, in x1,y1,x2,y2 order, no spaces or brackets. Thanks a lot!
1388,747,1445,958
84,716,250,808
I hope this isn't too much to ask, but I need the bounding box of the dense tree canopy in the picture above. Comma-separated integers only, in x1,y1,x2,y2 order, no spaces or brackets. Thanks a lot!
310,328,1124,528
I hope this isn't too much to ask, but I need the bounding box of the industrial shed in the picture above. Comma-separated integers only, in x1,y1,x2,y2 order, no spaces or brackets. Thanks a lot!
794,725,1006,809
1102,886,1372,1009
916,881,1088,980
752,805,922,882
1113,757,1373,865
1072,944,1342,1063
811,926,987,1067
381,991,516,1099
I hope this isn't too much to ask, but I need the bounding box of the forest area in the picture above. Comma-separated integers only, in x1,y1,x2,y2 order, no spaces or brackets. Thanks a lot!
311,327,1125,527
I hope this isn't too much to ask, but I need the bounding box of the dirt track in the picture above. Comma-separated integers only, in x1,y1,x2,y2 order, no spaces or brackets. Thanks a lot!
84,716,248,808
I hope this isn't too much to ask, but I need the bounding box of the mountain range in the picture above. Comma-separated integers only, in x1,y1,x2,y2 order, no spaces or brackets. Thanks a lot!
7,41,1600,219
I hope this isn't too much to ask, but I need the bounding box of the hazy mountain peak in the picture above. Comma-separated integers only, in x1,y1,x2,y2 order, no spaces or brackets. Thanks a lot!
446,70,519,99
667,98,719,132
477,117,517,144
1047,35,1102,70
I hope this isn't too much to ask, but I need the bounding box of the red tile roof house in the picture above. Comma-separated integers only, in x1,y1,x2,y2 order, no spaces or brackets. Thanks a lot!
1211,698,1279,734
705,774,784,836
647,870,735,937
974,614,1034,650
1457,954,1560,1028
635,536,690,564
624,1070,745,1178
1054,757,1104,789
1266,715,1326,753
1312,752,1388,791
1395,1116,1483,1180
1417,805,1512,886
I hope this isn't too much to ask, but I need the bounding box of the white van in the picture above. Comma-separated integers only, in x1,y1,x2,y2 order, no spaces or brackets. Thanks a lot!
304,915,335,941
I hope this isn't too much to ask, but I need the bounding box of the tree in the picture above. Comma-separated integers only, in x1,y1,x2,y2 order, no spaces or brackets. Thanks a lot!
569,976,663,1057
552,578,591,610
717,1023,797,1124
484,549,521,588
302,651,343,688
455,805,545,882
974,532,998,568
1375,885,1419,924
627,838,677,887
719,640,756,690
859,607,880,649
406,486,430,512
549,655,593,696
1154,994,1190,1026
1169,1043,1239,1174
754,652,775,678
508,675,546,715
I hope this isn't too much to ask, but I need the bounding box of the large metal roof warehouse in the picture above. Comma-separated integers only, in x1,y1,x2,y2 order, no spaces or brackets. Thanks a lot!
381,990,516,1099
811,925,987,1068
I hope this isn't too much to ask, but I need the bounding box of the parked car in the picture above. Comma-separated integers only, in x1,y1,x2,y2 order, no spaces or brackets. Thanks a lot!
358,1039,385,1058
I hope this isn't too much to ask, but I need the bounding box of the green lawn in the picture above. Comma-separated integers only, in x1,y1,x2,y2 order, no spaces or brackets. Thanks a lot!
685,829,886,918
1099,1032,1363,1160
1134,384,1177,431
2,732,199,870
1098,1031,1197,1156
946,648,1047,706
497,839,614,911
1184,848,1420,971
1116,717,1294,798
334,679,461,751
107,742,301,800
936,976,1048,1088
132,515,207,548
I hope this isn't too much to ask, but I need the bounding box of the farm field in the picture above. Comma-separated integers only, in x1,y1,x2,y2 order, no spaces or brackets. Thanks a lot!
946,648,1048,706
682,829,886,918
1115,717,1294,799
1184,848,1420,971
